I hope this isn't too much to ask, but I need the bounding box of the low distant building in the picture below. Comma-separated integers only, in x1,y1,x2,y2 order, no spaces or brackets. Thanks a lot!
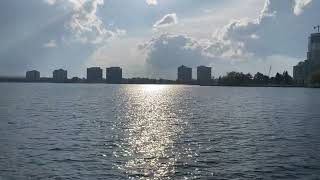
106,67,122,84
70,77,84,83
197,66,212,85
26,70,40,81
87,67,103,83
53,69,67,83
293,32,320,85
177,65,192,84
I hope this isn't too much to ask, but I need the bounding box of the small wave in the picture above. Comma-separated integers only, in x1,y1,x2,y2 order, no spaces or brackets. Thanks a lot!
48,147,63,151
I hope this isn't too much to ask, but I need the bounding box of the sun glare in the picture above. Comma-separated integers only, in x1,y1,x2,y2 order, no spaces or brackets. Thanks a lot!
142,84,167,92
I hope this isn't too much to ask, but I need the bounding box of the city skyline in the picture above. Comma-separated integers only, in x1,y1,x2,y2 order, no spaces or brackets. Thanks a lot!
10,27,320,86
0,0,319,79
20,63,295,87
2,1,320,179
24,65,212,81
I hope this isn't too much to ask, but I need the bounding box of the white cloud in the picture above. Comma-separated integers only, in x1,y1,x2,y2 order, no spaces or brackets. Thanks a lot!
44,0,56,5
146,0,158,6
87,37,147,77
139,33,301,78
294,0,313,15
44,40,57,48
153,13,178,29
44,0,125,44
202,0,318,61
67,0,113,44
140,0,319,78
57,0,317,79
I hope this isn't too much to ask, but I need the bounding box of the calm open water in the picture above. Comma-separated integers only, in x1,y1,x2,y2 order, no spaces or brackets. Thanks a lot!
0,83,320,179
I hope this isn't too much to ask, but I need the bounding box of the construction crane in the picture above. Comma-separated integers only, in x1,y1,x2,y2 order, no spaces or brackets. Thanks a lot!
268,66,272,77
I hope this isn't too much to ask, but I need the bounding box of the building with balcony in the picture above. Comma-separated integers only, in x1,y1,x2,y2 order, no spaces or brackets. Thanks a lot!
197,66,212,85
26,70,40,81
177,65,192,84
106,67,122,84
53,69,67,83
87,67,103,83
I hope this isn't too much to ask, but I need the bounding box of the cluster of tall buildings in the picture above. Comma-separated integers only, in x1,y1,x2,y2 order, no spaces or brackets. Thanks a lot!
86,67,123,83
26,69,67,82
25,65,211,85
26,67,123,83
178,65,212,85
293,32,320,85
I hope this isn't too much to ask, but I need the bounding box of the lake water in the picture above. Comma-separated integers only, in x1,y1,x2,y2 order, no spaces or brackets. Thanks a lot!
0,83,320,179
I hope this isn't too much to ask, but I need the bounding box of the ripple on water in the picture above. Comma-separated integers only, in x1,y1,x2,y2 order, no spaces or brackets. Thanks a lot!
0,84,320,179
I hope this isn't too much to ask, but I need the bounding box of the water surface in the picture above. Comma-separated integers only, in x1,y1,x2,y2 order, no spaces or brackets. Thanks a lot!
0,83,320,179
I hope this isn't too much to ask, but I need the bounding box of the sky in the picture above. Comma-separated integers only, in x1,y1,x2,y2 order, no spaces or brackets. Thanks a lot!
0,0,319,79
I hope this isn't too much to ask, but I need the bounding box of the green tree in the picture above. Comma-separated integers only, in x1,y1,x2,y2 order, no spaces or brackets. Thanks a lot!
253,72,269,84
282,71,293,84
274,73,284,84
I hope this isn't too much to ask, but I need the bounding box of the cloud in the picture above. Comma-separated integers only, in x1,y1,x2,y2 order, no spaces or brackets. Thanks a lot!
66,0,113,44
294,0,313,15
38,0,318,79
43,40,57,48
44,0,56,5
146,0,158,6
140,33,302,78
153,13,178,29
87,37,146,77
140,0,319,78
212,0,318,59
44,0,124,44
139,34,210,79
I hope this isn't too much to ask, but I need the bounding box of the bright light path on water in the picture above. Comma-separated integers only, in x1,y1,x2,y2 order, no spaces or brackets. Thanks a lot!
114,84,188,179
141,84,168,92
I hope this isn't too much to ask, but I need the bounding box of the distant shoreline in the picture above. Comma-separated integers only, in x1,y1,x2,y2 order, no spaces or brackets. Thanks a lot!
0,80,312,88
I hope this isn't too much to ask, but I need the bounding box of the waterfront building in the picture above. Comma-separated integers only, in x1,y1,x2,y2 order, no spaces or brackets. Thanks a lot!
106,67,122,84
177,65,192,84
293,32,320,85
308,32,320,66
87,67,103,83
293,60,309,85
197,66,212,85
53,69,67,83
26,70,40,81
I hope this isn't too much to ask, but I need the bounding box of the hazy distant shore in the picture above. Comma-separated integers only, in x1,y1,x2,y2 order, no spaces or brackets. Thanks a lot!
0,79,309,88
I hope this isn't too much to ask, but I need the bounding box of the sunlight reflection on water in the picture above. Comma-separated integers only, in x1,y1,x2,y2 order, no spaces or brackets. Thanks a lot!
2,84,320,179
116,85,185,179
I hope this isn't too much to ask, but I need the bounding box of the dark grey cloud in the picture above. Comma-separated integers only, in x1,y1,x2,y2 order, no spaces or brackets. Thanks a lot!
140,34,210,79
